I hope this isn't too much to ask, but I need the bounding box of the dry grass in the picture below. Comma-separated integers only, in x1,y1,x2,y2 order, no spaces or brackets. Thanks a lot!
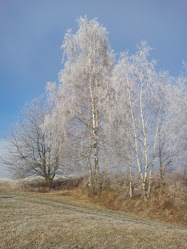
12,176,84,193
90,173,187,226
3,173,187,227
0,181,187,249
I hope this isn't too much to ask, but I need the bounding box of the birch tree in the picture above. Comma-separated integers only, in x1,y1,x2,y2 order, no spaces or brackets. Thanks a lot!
167,72,187,173
112,42,162,201
50,17,114,194
108,57,134,197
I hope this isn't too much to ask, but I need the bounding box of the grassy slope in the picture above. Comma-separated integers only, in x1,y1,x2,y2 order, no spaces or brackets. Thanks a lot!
0,182,187,249
85,173,187,227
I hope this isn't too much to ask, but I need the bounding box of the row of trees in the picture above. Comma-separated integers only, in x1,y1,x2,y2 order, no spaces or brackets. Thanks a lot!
2,17,187,200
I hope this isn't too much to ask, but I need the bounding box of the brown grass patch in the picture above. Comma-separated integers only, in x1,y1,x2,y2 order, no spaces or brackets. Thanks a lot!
88,173,187,226
2,173,187,226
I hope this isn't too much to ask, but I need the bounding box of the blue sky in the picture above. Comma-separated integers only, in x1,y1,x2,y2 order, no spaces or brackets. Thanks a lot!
0,0,187,176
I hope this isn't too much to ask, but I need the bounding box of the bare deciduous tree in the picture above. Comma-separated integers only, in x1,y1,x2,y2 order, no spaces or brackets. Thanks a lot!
1,97,64,189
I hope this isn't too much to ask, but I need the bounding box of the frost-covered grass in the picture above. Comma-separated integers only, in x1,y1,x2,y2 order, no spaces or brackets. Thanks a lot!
0,183,187,249
94,173,187,226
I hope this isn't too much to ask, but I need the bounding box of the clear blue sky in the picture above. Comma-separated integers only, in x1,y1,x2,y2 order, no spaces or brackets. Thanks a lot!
0,0,186,140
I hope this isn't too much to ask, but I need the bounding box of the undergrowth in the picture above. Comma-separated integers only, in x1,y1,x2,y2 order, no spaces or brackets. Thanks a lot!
7,173,187,226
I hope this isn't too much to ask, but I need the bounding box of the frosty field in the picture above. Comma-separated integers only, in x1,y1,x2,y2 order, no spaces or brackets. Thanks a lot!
0,183,186,249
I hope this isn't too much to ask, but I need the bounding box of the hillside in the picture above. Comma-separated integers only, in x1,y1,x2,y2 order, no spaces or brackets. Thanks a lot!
0,176,187,249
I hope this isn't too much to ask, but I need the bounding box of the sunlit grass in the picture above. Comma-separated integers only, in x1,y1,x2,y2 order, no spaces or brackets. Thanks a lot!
0,181,187,249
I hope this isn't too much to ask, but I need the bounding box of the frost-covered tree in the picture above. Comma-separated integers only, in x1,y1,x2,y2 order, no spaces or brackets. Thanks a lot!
2,97,64,189
167,71,187,173
149,72,175,180
111,43,163,200
48,17,114,193
4,17,186,200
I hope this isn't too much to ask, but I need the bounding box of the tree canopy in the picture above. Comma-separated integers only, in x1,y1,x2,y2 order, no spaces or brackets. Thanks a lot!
3,17,187,198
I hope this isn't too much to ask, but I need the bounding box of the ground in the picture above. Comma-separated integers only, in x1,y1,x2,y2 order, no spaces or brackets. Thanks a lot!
0,183,187,249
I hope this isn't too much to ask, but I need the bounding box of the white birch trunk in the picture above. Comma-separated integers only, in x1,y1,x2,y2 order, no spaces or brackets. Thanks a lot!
89,72,100,193
127,80,144,177
127,79,147,200
140,82,148,201
148,118,159,197
127,143,133,198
